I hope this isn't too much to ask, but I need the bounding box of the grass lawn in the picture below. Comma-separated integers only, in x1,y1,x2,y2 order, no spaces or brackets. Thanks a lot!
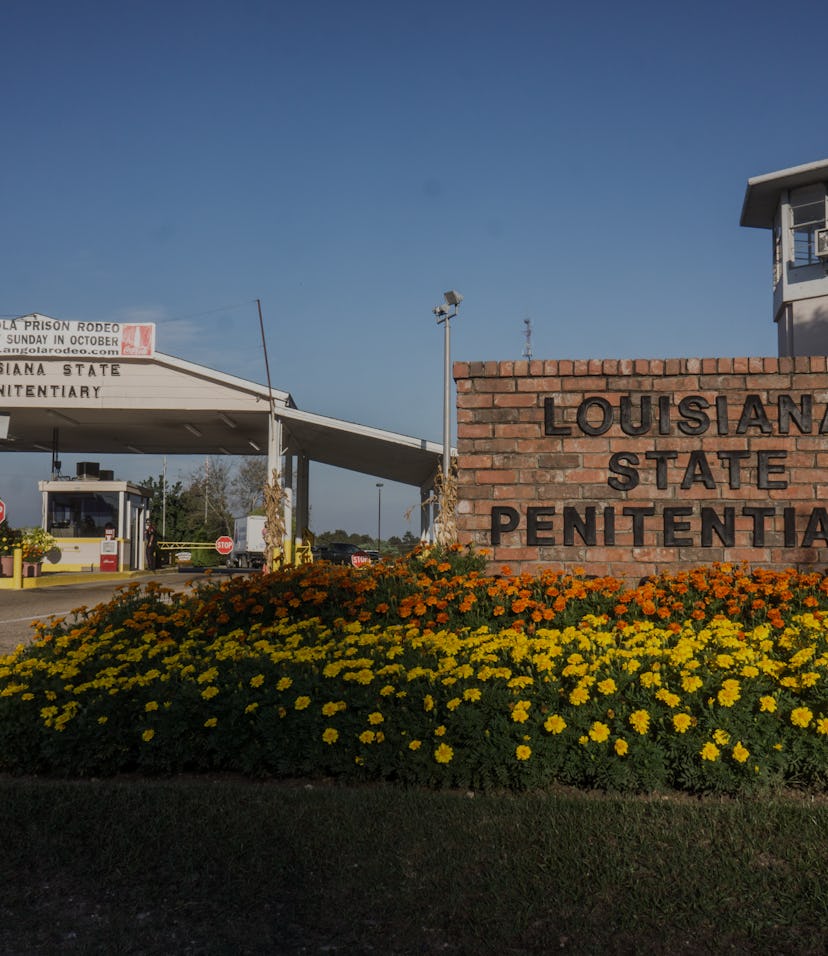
3,775,828,955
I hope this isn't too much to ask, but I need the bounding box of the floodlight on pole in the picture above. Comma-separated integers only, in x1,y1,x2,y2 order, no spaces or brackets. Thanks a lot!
433,290,463,481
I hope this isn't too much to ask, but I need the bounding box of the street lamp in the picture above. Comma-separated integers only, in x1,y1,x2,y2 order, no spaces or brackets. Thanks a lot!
433,290,463,481
376,482,383,556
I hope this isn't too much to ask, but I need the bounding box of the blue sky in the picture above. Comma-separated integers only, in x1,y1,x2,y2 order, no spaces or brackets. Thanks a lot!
0,0,823,536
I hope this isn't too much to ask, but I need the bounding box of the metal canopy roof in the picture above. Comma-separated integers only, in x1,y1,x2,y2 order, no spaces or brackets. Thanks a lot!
0,349,443,489
740,158,828,229
275,404,443,487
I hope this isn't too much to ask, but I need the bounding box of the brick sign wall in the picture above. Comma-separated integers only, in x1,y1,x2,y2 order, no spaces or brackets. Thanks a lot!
455,355,828,580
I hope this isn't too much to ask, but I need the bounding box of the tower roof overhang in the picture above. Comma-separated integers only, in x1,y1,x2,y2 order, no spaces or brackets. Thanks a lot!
741,158,828,229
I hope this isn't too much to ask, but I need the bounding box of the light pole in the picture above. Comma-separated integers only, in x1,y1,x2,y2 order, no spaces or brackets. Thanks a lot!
433,290,463,481
376,482,383,556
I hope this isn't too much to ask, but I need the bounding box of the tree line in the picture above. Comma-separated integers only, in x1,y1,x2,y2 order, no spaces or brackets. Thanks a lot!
141,457,420,557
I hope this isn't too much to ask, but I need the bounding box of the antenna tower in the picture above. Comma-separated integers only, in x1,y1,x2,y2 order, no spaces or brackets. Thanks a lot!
522,318,533,360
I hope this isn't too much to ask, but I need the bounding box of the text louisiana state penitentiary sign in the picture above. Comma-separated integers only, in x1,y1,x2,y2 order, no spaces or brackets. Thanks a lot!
454,355,828,580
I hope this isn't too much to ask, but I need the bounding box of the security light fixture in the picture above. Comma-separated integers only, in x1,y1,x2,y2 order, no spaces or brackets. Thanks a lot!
248,439,261,452
127,444,144,454
219,413,237,429
184,423,202,437
443,289,463,308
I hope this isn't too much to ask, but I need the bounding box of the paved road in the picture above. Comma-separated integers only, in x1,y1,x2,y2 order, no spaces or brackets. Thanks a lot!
0,573,195,654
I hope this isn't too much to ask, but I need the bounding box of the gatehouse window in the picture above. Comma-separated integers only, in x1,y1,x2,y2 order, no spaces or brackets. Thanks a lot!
47,491,119,537
790,184,827,266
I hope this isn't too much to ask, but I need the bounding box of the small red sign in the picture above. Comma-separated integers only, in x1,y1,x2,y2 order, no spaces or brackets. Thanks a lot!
215,535,234,555
0,499,5,524
351,553,370,567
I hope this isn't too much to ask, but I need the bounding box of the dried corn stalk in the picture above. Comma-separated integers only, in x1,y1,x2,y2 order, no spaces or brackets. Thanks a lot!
262,468,286,571
433,457,458,548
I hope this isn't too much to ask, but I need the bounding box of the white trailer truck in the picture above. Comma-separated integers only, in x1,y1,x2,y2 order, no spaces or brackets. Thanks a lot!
229,515,266,568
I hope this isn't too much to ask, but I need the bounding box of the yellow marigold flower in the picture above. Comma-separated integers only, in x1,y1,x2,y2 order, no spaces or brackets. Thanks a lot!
741,665,759,678
322,700,346,716
197,667,218,685
142,728,155,742
817,717,828,736
97,716,108,725
544,714,567,734
569,686,590,706
700,742,720,761
463,687,481,702
434,743,454,764
204,717,217,728
682,675,703,693
380,684,395,697
717,679,741,708
791,707,813,728
434,724,446,737
244,703,258,714
732,741,750,763
447,697,461,711
408,739,422,751
589,721,610,743
655,689,681,708
515,745,532,761
368,711,384,725
511,702,531,723
578,735,589,746
629,710,650,735
614,738,628,756
672,713,692,734
201,685,219,700
249,674,265,688
277,677,293,692
145,700,159,712
322,727,339,745
359,730,376,744
294,696,311,711
759,696,777,713
713,729,730,746
423,694,435,712
597,678,617,695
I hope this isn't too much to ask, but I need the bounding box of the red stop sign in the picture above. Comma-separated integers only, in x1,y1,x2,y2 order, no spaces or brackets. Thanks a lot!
0,499,5,524
215,535,234,555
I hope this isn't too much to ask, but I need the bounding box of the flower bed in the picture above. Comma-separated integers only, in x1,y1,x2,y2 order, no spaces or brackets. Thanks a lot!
3,553,828,793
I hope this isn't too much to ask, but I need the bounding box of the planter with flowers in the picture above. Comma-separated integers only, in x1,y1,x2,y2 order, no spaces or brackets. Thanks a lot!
0,521,20,576
20,527,56,577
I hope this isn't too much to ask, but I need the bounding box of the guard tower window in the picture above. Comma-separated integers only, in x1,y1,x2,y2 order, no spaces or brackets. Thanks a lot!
790,184,827,266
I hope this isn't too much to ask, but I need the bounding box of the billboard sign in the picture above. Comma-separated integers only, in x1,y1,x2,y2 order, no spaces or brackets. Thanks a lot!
0,314,155,358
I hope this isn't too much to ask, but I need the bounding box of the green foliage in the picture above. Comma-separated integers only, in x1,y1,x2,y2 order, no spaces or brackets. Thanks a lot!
0,520,20,556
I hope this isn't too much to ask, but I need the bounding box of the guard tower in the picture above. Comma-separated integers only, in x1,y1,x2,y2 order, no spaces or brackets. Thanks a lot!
741,159,828,356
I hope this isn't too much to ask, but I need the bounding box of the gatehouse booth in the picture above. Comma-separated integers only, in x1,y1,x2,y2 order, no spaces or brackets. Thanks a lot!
38,465,151,572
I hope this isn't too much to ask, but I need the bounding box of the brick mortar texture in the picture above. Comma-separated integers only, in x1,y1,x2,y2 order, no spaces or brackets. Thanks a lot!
454,356,828,581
